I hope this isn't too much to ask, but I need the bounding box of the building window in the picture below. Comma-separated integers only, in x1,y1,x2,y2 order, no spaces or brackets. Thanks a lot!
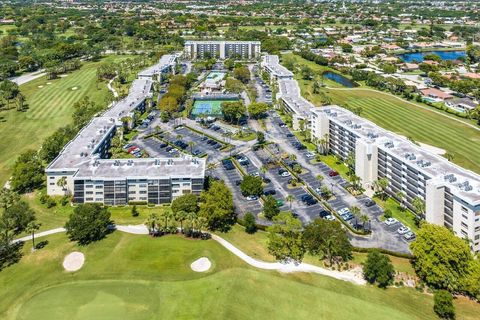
461,206,468,213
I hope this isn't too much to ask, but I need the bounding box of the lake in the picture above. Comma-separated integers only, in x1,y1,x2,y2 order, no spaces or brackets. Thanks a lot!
397,50,466,63
322,71,358,88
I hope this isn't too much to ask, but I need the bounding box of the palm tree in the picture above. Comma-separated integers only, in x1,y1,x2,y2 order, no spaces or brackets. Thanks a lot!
396,191,406,210
316,174,324,183
145,213,159,236
444,153,454,162
206,163,217,176
188,141,196,154
163,210,176,229
359,214,370,231
186,211,198,232
286,194,295,210
26,221,41,251
412,196,425,217
289,154,297,162
56,177,68,195
175,210,187,232
373,177,389,200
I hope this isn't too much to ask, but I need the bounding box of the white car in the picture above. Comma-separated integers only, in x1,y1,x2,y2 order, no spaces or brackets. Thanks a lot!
315,187,322,194
384,217,398,226
250,172,260,177
397,226,411,235
246,195,259,201
281,171,291,177
404,232,416,241
305,152,315,158
325,215,336,221
338,207,350,215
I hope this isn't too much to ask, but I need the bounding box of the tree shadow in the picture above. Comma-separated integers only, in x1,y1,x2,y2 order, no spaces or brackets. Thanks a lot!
0,241,24,272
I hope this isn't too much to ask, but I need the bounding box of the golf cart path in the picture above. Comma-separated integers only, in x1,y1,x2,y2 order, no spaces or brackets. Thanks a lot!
15,224,365,285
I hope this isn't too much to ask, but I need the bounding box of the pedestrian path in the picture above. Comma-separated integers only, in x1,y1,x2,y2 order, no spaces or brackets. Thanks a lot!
15,224,366,285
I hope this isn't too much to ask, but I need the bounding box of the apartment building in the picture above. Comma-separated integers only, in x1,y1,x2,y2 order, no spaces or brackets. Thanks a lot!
184,41,261,60
45,54,207,205
262,55,312,130
311,106,480,251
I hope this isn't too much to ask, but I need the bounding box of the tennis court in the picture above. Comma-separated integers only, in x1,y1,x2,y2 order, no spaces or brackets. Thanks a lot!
191,99,238,117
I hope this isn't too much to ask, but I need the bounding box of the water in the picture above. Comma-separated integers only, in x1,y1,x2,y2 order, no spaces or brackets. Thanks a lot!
322,71,358,88
397,50,466,63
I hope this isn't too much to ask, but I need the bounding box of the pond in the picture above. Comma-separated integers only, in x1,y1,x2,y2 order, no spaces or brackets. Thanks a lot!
397,50,466,63
322,71,359,88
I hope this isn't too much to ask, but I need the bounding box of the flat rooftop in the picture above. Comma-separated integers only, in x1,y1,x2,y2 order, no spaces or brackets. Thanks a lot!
47,54,205,179
278,79,314,118
262,55,294,78
313,106,480,204
138,54,177,78
185,40,260,44
77,157,206,180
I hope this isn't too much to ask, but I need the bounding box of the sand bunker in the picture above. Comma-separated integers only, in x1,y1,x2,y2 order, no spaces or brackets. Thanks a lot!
63,251,85,272
191,257,211,272
46,82,52,85
37,85,43,88
71,86,78,91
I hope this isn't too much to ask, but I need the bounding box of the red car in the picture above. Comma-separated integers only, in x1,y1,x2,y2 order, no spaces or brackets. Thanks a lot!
328,171,339,177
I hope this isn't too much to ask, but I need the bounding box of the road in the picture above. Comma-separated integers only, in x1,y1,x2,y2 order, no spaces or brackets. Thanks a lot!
9,69,46,85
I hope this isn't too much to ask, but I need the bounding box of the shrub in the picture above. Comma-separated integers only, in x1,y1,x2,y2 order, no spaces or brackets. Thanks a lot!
65,204,112,245
362,249,395,288
60,195,69,206
434,290,455,320
131,205,139,217
383,209,392,219
244,212,257,234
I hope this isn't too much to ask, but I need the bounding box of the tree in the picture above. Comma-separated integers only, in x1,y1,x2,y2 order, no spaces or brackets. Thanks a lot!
395,191,405,209
0,188,19,210
244,212,257,234
240,175,263,197
412,196,425,217
286,194,295,210
263,195,280,220
171,193,199,215
175,210,187,232
303,219,352,265
410,223,472,292
373,178,389,200
434,290,455,320
267,212,305,264
10,150,44,193
145,212,159,235
362,250,395,288
65,204,112,245
221,101,246,124
131,205,139,217
26,221,41,250
199,180,235,231
225,77,244,93
248,102,269,119
300,65,314,80
3,200,36,234
158,96,178,115
233,65,250,84
256,131,266,144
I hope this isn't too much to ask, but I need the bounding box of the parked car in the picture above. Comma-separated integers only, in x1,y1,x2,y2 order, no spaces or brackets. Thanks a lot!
397,226,411,235
264,189,276,196
246,195,259,201
364,199,376,207
319,210,330,218
305,152,315,158
404,232,416,241
281,171,291,177
222,159,235,170
384,218,398,226
338,207,350,215
328,171,339,177
235,180,242,186
325,215,336,221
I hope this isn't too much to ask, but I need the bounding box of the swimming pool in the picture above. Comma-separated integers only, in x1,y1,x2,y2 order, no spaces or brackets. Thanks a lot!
206,71,226,81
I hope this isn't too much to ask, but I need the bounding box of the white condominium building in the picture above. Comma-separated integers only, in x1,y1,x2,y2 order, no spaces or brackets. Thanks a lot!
262,55,311,130
184,41,261,60
45,54,206,205
311,106,480,251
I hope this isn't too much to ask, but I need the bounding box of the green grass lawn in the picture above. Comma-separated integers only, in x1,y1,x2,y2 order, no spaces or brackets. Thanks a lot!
0,55,131,185
284,54,480,173
22,190,171,233
2,230,479,319
374,196,419,232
